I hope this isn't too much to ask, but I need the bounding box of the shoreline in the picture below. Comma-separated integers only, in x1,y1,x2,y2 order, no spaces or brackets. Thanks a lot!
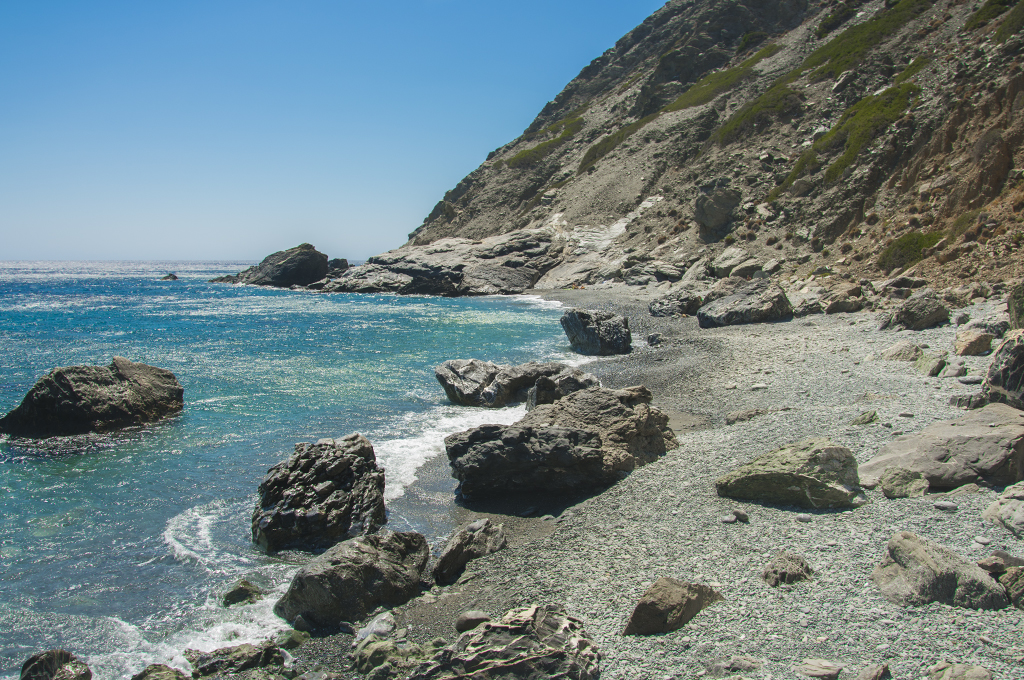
287,287,1023,679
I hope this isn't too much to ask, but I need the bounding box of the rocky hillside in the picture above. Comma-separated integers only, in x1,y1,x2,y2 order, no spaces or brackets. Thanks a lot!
328,0,1024,298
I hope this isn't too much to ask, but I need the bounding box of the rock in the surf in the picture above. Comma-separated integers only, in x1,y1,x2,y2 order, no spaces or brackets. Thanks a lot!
435,359,566,407
21,650,91,680
432,518,508,584
273,531,428,628
210,243,328,288
560,309,632,355
183,643,284,677
0,357,184,438
129,664,188,680
252,434,385,553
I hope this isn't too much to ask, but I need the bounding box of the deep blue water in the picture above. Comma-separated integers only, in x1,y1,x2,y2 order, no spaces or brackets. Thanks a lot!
0,261,574,680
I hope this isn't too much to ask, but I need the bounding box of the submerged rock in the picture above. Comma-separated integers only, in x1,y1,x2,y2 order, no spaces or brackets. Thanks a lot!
252,434,386,553
0,357,184,438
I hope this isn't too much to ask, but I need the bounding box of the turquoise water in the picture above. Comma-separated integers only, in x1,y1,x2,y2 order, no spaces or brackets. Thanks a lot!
0,261,574,680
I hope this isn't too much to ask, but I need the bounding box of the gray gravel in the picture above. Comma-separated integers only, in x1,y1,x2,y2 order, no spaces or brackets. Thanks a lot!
291,291,1023,680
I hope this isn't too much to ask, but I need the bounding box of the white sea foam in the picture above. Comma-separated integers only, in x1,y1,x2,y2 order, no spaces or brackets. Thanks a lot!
162,500,235,572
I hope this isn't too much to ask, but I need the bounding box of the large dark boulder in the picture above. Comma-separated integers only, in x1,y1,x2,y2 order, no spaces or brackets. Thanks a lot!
407,605,600,680
984,329,1024,410
252,434,385,553
525,369,600,410
623,578,723,635
183,643,284,678
560,309,631,355
21,650,91,680
212,243,328,287
1008,281,1024,330
696,278,792,328
434,360,566,407
273,531,428,628
0,357,184,438
694,188,741,236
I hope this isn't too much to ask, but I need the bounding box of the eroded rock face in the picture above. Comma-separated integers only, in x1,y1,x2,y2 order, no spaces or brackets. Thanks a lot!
696,278,793,328
872,531,1009,610
21,650,91,680
434,360,566,407
859,404,1024,490
623,578,723,635
715,438,867,509
878,289,950,331
432,518,508,584
252,434,386,553
408,605,600,680
212,243,328,288
273,531,428,628
560,309,632,355
525,369,600,410
984,329,1024,410
0,357,184,438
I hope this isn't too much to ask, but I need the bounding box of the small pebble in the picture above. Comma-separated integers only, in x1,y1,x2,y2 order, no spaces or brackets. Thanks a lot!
724,383,738,390
898,412,914,418
751,383,768,391
974,536,992,545
732,509,749,522
959,376,983,384
796,513,813,523
933,501,958,511
720,514,738,524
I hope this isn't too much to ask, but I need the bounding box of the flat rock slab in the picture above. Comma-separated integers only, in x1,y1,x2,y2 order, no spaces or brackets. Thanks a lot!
696,278,793,328
982,481,1024,538
251,434,385,553
871,531,1008,610
623,577,723,635
877,340,924,361
715,438,867,509
0,357,184,438
273,531,428,628
859,403,1024,490
984,329,1024,410
408,605,600,680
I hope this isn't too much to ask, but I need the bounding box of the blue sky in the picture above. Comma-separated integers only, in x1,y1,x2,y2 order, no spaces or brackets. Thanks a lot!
0,1,665,261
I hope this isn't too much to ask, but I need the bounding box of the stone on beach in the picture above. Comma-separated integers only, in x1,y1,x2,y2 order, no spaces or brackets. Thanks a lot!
876,340,924,361
715,438,867,509
859,404,1024,490
762,551,814,587
981,481,1024,538
560,308,632,355
696,278,793,328
877,288,950,331
525,369,600,410
0,357,184,438
273,531,428,628
622,577,723,635
183,643,284,678
955,329,994,356
871,531,1009,609
432,518,508,584
795,658,844,680
878,467,929,499
927,661,993,679
434,359,566,407
251,434,385,553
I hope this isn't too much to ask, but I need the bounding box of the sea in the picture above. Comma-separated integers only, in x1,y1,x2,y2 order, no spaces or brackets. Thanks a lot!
0,260,579,680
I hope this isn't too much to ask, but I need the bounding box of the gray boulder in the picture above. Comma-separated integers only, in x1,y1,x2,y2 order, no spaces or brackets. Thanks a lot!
872,531,1008,609
824,284,864,314
252,434,386,553
877,341,924,361
623,577,723,635
525,369,600,410
434,359,565,407
859,403,1024,490
696,278,793,328
711,247,749,278
927,661,993,680
982,481,1024,538
878,288,950,331
0,357,184,438
1010,280,1024,329
983,329,1024,410
964,314,1010,339
878,467,929,499
715,438,867,509
649,285,707,317
274,531,428,628
560,308,631,355
432,518,508,584
915,351,948,377
694,188,741,235
21,651,91,680
211,243,328,288
407,605,599,680
762,551,814,587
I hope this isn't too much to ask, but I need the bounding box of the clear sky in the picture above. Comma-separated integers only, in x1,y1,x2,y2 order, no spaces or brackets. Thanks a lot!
0,1,666,262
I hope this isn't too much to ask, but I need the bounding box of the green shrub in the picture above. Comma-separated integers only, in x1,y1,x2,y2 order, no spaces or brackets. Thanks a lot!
578,114,657,173
508,117,584,169
877,231,943,271
948,209,982,240
894,55,929,84
737,31,768,52
816,5,857,38
965,0,1018,31
716,82,803,144
996,0,1024,40
663,44,781,113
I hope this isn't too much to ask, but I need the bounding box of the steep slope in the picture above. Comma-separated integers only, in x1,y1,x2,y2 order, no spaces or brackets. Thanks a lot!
330,0,1024,296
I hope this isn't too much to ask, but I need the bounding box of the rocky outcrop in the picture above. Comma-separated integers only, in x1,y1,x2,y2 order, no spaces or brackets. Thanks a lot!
129,665,188,680
434,359,566,407
859,404,1024,490
324,229,558,296
211,243,328,288
762,551,814,587
715,438,867,509
432,518,508,584
222,579,263,607
252,434,386,553
526,369,600,410
877,289,950,331
983,329,1024,410
273,531,428,628
560,309,632,355
623,578,723,635
407,605,600,680
21,650,91,680
184,643,285,678
872,531,1009,610
982,481,1024,538
696,278,792,328
0,357,184,438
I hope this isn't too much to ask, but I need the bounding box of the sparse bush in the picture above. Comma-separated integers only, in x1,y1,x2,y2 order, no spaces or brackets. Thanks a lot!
949,209,982,240
966,0,1018,32
737,31,768,52
877,231,943,271
508,117,585,169
996,0,1024,41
